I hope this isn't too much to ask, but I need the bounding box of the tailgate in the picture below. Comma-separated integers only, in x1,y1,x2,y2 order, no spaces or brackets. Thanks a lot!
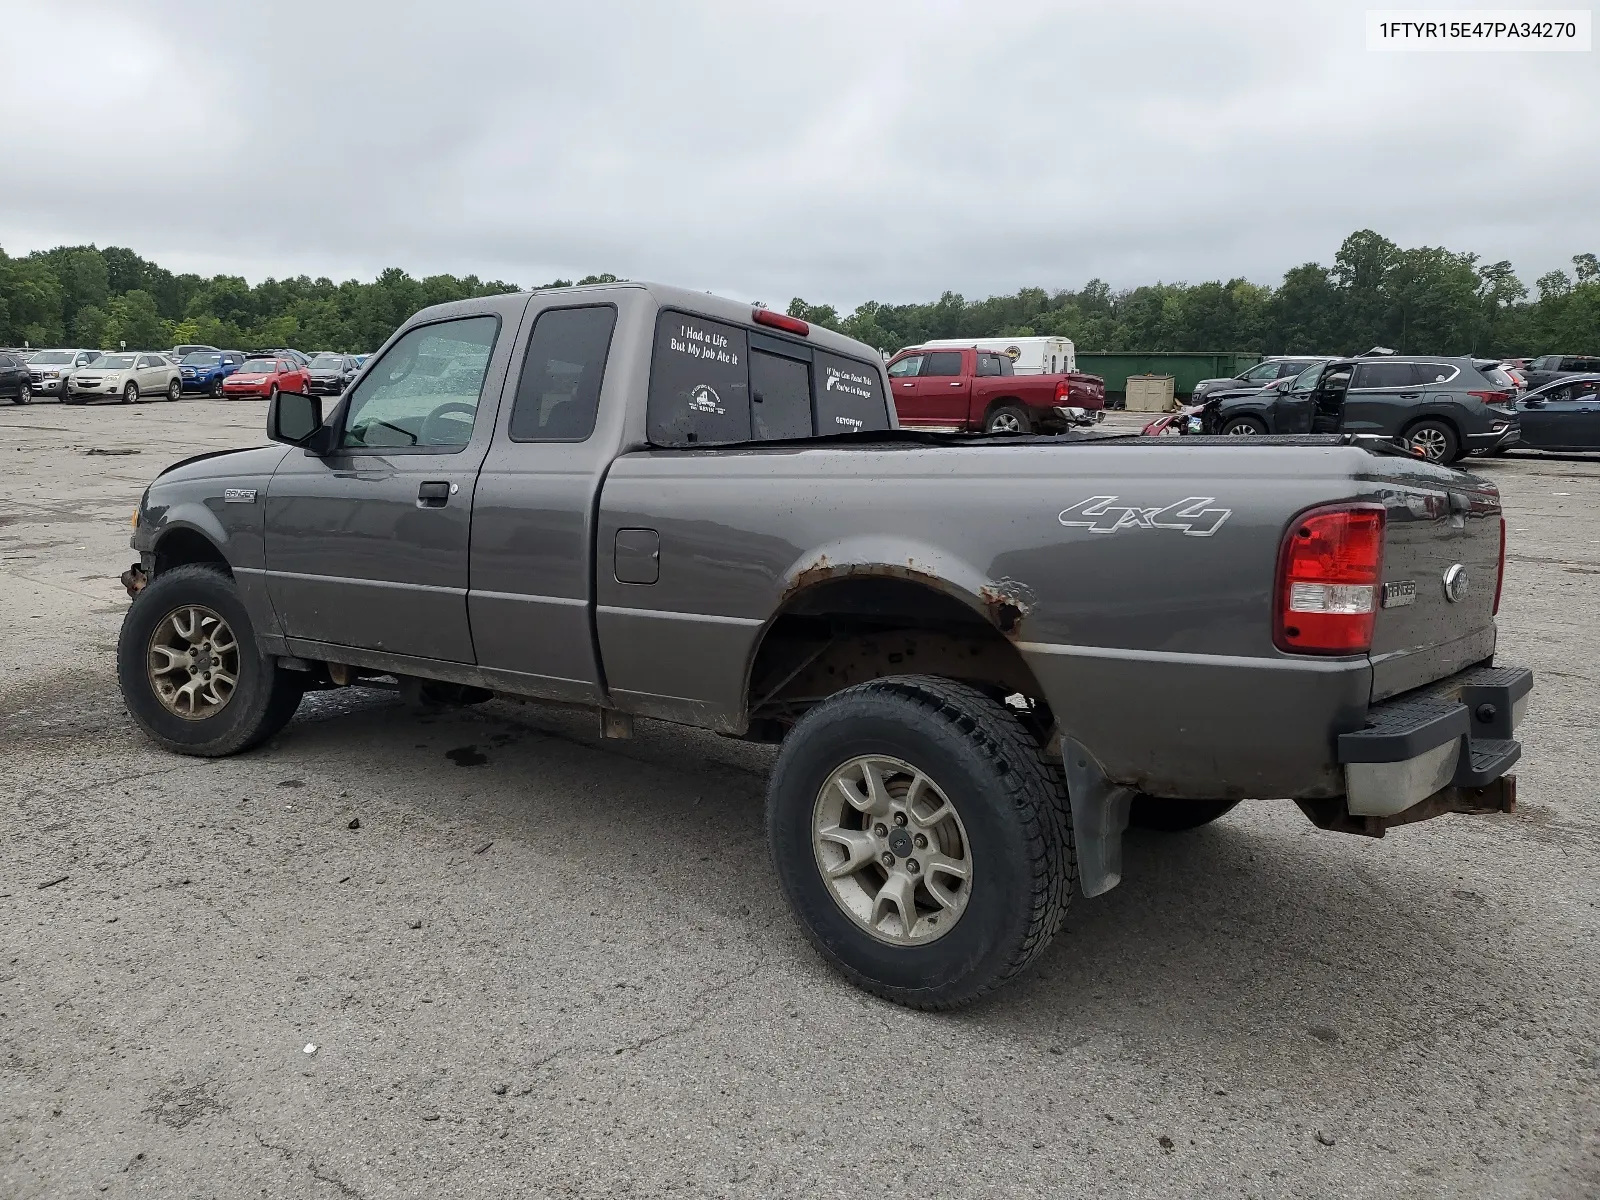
1367,473,1502,700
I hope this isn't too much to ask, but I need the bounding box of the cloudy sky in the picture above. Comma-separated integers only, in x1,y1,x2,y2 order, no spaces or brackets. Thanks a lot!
3,0,1595,308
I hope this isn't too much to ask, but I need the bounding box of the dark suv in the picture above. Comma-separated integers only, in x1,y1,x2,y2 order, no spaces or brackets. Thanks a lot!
1201,356,1518,463
1524,354,1600,390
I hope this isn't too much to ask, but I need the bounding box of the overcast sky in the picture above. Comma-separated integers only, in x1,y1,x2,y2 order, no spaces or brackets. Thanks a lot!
3,0,1596,308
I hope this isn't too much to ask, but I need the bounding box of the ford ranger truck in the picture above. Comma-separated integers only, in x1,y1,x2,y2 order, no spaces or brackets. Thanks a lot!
886,344,1106,434
116,281,1531,1010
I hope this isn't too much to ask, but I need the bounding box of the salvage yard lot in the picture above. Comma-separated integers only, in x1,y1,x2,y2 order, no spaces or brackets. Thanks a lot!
1,399,1596,1198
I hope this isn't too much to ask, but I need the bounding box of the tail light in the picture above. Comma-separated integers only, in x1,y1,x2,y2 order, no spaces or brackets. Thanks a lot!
1493,515,1506,615
1275,504,1386,654
1054,380,1070,402
752,308,809,336
1468,389,1513,405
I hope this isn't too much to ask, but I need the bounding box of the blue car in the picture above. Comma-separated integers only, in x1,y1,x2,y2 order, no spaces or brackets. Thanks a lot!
180,351,245,397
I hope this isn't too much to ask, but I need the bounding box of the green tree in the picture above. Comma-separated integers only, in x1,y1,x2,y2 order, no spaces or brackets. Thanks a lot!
74,304,110,348
102,290,165,349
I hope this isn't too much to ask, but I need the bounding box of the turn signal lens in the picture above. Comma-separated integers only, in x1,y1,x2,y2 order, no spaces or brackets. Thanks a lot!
130,510,139,529
1276,504,1386,654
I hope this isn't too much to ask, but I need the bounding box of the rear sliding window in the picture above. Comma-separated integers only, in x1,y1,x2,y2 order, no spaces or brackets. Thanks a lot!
647,311,890,446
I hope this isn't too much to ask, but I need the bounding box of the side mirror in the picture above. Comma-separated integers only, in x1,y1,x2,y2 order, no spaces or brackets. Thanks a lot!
268,390,326,449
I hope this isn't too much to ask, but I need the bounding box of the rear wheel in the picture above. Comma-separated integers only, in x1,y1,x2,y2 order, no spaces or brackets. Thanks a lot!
985,404,1032,435
767,676,1074,1009
1220,416,1266,436
1129,795,1240,831
117,564,305,757
1404,419,1459,464
122,381,140,404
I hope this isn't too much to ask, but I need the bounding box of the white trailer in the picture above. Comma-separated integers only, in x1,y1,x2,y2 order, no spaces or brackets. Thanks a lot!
907,335,1076,375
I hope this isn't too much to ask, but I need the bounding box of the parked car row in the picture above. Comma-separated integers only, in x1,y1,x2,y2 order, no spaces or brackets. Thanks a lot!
3,345,367,404
1142,352,1600,459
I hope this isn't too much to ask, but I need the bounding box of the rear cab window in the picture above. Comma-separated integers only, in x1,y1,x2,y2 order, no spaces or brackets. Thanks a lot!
647,310,890,446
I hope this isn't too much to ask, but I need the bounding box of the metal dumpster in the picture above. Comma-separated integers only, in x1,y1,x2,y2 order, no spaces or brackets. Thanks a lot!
1076,352,1261,404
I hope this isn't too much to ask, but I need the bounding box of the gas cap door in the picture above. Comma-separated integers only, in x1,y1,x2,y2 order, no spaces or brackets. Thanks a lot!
614,528,660,585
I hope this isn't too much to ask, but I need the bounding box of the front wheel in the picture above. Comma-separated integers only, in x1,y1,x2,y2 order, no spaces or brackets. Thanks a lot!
767,676,1075,1010
209,376,224,398
267,384,279,404
1220,416,1266,436
1129,795,1240,831
166,377,181,401
117,564,306,756
984,405,1032,435
123,381,140,404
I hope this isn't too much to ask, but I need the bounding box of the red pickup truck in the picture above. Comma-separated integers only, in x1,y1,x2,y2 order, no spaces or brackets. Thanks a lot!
885,346,1106,434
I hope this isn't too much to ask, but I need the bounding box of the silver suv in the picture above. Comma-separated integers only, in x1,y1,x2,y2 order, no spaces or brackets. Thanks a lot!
27,348,103,398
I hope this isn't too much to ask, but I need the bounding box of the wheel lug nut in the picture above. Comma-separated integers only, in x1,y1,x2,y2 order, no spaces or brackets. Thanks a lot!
893,813,907,827
907,859,920,874
914,834,927,849
873,823,887,837
880,852,895,868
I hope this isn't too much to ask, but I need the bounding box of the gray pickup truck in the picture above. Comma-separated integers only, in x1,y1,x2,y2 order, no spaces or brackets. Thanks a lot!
118,281,1532,1009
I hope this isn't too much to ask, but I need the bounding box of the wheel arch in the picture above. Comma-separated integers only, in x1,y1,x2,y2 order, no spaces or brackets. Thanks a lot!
740,544,1051,734
152,520,232,578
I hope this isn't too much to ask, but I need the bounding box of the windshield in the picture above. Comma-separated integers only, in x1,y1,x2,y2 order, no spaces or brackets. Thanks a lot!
182,352,222,366
32,351,74,365
1289,363,1325,392
311,354,345,368
92,354,136,369
238,359,277,374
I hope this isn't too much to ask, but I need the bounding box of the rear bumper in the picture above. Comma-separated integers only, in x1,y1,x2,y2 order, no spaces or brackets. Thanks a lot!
1465,422,1520,450
1338,664,1531,816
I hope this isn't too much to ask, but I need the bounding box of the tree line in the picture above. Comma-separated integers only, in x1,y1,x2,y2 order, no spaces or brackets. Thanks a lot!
1,231,1595,357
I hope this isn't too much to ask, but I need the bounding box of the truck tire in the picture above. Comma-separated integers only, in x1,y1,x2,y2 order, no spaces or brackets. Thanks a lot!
117,563,306,757
1220,415,1267,436
985,405,1032,435
209,376,224,398
767,676,1075,1010
1403,419,1459,464
1128,795,1239,831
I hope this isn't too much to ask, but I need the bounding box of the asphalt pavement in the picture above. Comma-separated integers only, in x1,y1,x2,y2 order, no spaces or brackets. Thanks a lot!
1,395,1595,1198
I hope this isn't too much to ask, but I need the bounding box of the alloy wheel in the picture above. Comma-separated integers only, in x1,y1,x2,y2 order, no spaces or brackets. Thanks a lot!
811,755,973,945
1410,427,1449,461
146,604,241,720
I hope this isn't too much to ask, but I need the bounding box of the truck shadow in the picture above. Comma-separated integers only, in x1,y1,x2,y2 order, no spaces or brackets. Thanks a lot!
274,689,1517,1055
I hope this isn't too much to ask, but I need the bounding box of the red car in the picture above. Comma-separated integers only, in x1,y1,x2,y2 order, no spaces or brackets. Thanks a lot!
220,356,310,400
885,345,1106,434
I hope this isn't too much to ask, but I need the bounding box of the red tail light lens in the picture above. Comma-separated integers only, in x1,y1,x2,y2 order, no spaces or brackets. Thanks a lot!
752,308,809,336
1493,515,1506,615
1054,380,1070,402
1468,389,1513,405
1276,504,1386,654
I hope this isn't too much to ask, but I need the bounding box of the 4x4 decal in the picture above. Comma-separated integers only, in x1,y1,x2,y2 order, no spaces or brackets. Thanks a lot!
1058,495,1232,537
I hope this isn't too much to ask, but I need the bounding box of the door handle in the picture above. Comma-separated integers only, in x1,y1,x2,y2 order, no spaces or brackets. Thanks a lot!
1398,392,1421,398
417,480,451,507
949,382,962,387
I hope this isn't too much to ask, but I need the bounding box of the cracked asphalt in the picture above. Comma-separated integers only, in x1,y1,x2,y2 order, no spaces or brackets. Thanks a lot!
1,397,1596,1199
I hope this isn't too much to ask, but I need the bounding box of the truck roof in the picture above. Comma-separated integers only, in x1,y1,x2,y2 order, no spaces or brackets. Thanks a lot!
408,280,887,368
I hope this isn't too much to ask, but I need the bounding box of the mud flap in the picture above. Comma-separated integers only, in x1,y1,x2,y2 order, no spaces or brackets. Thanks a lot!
1062,737,1135,898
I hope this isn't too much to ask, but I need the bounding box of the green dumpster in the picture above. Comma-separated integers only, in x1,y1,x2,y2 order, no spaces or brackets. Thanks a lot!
1076,352,1261,403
